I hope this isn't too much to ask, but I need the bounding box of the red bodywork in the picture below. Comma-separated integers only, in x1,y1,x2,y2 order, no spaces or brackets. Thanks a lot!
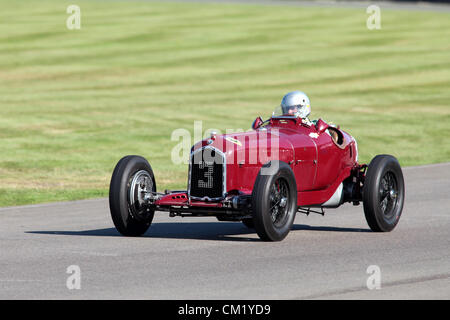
155,117,360,212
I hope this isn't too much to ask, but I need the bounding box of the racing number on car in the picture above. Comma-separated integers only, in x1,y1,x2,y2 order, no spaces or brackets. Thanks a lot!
198,162,213,189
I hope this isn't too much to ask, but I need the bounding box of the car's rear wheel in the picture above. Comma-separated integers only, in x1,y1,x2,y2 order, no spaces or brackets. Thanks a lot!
109,155,156,236
363,155,405,232
252,161,297,241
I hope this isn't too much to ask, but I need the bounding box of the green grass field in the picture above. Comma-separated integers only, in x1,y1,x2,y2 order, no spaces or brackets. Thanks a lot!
0,0,449,207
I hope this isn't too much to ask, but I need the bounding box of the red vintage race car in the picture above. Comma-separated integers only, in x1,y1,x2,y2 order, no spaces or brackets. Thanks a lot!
109,114,405,241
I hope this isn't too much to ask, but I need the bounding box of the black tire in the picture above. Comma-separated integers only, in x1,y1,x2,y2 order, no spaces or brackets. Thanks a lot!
109,155,156,236
242,218,254,229
363,155,405,232
252,161,297,241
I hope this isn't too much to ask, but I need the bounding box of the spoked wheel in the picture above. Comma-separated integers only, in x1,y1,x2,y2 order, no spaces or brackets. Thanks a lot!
363,155,405,232
252,161,297,241
379,171,399,220
269,178,290,228
109,156,156,236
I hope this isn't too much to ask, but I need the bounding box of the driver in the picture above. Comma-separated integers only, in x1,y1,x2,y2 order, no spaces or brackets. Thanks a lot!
280,91,311,119
279,91,337,133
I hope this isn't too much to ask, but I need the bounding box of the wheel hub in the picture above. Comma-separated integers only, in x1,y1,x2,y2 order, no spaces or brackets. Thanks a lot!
129,170,153,220
389,189,397,199
279,197,287,208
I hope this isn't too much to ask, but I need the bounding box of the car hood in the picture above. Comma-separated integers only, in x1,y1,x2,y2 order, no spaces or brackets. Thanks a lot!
192,128,295,165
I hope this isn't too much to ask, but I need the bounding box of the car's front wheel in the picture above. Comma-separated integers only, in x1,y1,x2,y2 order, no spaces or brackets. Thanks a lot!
109,155,156,236
252,161,297,241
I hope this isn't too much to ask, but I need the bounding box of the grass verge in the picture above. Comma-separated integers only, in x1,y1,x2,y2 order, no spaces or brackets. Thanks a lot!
0,0,449,206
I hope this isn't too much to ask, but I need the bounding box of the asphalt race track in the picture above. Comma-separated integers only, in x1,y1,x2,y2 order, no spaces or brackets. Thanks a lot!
0,163,449,299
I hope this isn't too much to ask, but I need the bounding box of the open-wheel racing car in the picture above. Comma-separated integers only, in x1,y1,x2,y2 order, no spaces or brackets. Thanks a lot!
109,93,405,241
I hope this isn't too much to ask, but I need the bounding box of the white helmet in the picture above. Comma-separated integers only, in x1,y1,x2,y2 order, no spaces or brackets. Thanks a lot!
279,91,311,118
